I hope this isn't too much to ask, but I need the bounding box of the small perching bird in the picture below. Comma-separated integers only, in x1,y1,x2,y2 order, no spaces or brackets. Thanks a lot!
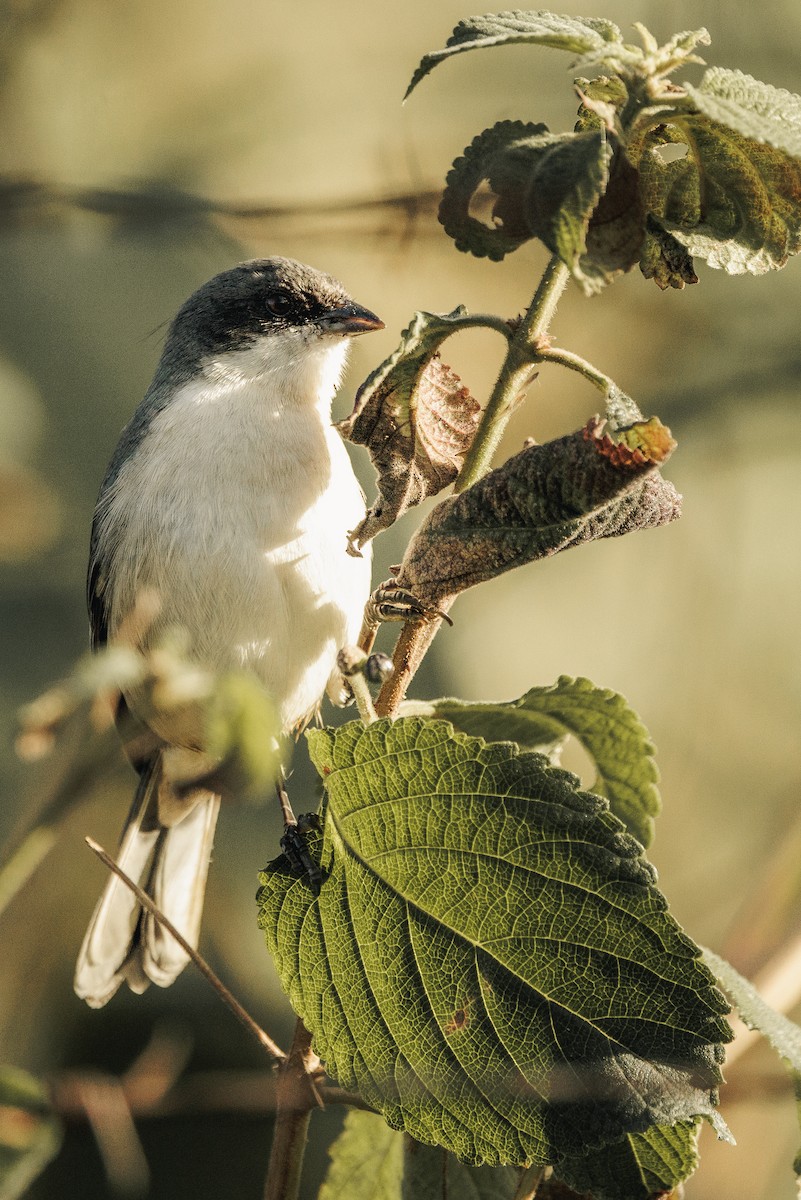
74,258,382,1007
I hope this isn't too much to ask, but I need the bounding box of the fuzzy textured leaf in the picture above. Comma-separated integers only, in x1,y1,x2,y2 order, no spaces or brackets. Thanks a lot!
439,122,556,260
525,129,613,292
407,677,661,847
258,718,732,1167
702,949,801,1185
684,67,801,159
702,950,801,1071
394,419,681,608
555,1120,700,1200
406,11,625,98
339,310,481,551
0,1067,61,1200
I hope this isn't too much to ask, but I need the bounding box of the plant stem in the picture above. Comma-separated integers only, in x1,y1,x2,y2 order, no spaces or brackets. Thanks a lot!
536,344,615,393
373,257,571,718
455,255,570,494
374,606,452,719
263,1020,322,1200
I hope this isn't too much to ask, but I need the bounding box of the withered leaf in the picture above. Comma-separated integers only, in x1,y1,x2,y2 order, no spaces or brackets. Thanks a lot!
395,417,680,607
339,310,481,553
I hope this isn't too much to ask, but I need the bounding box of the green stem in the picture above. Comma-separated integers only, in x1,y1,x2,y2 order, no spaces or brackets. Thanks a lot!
454,255,570,494
536,345,614,394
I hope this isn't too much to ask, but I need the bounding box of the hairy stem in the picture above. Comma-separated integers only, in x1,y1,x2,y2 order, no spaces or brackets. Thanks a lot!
373,257,570,716
536,344,615,393
455,255,570,494
263,1020,322,1200
374,608,452,719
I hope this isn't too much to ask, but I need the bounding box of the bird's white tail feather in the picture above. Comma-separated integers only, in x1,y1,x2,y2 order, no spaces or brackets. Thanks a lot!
74,759,220,1008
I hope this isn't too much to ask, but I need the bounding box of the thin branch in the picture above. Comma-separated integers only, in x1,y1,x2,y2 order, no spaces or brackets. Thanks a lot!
84,837,286,1065
374,609,452,719
263,1019,322,1200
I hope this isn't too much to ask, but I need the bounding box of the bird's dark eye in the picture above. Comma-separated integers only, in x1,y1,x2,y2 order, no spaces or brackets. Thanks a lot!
266,292,292,317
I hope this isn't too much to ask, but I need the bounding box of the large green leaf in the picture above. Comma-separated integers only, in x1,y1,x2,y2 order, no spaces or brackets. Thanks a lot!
554,1119,700,1199
0,1067,61,1200
406,12,626,98
404,676,660,848
258,718,732,1167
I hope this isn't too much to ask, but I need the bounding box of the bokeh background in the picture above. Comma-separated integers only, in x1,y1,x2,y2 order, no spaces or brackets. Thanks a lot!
1,1,800,1196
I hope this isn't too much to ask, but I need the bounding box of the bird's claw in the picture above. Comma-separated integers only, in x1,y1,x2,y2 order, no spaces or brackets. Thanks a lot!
365,580,453,627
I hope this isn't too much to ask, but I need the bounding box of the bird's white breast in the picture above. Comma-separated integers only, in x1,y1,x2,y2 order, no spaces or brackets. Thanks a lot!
97,333,372,733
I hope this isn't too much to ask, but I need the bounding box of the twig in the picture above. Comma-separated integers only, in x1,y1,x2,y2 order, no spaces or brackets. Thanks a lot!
263,1019,322,1200
85,837,286,1065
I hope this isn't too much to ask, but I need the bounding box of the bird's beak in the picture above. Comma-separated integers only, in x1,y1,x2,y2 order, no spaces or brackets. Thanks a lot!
318,303,384,336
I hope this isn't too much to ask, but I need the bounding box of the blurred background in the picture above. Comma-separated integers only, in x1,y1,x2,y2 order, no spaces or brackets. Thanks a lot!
1,0,800,1196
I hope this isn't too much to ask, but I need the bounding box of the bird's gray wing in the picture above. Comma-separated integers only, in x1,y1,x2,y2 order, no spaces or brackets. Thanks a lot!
87,519,110,651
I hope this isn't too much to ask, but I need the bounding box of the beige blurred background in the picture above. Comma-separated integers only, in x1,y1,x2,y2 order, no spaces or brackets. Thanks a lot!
1,0,800,1196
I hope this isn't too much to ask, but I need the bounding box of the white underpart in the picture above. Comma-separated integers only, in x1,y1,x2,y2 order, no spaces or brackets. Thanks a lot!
96,328,372,734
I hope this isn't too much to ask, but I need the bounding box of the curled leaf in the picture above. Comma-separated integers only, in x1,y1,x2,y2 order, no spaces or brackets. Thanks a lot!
684,66,801,158
439,122,554,260
339,310,482,551
394,418,681,608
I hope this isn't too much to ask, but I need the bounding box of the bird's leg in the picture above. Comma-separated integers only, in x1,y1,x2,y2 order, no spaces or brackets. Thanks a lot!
277,775,322,895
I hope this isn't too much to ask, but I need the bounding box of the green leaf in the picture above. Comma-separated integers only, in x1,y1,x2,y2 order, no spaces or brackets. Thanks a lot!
663,115,801,274
406,11,625,99
684,67,801,159
258,718,732,1167
406,677,661,848
525,129,613,293
320,1109,403,1200
320,1110,520,1200
0,1067,61,1200
394,418,681,609
338,310,482,551
555,1120,700,1200
403,1133,520,1199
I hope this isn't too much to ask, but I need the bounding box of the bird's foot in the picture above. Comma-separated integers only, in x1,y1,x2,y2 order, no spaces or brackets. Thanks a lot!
365,579,453,627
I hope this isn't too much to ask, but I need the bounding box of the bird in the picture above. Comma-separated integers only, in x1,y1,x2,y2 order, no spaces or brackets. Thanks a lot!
74,257,382,1007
